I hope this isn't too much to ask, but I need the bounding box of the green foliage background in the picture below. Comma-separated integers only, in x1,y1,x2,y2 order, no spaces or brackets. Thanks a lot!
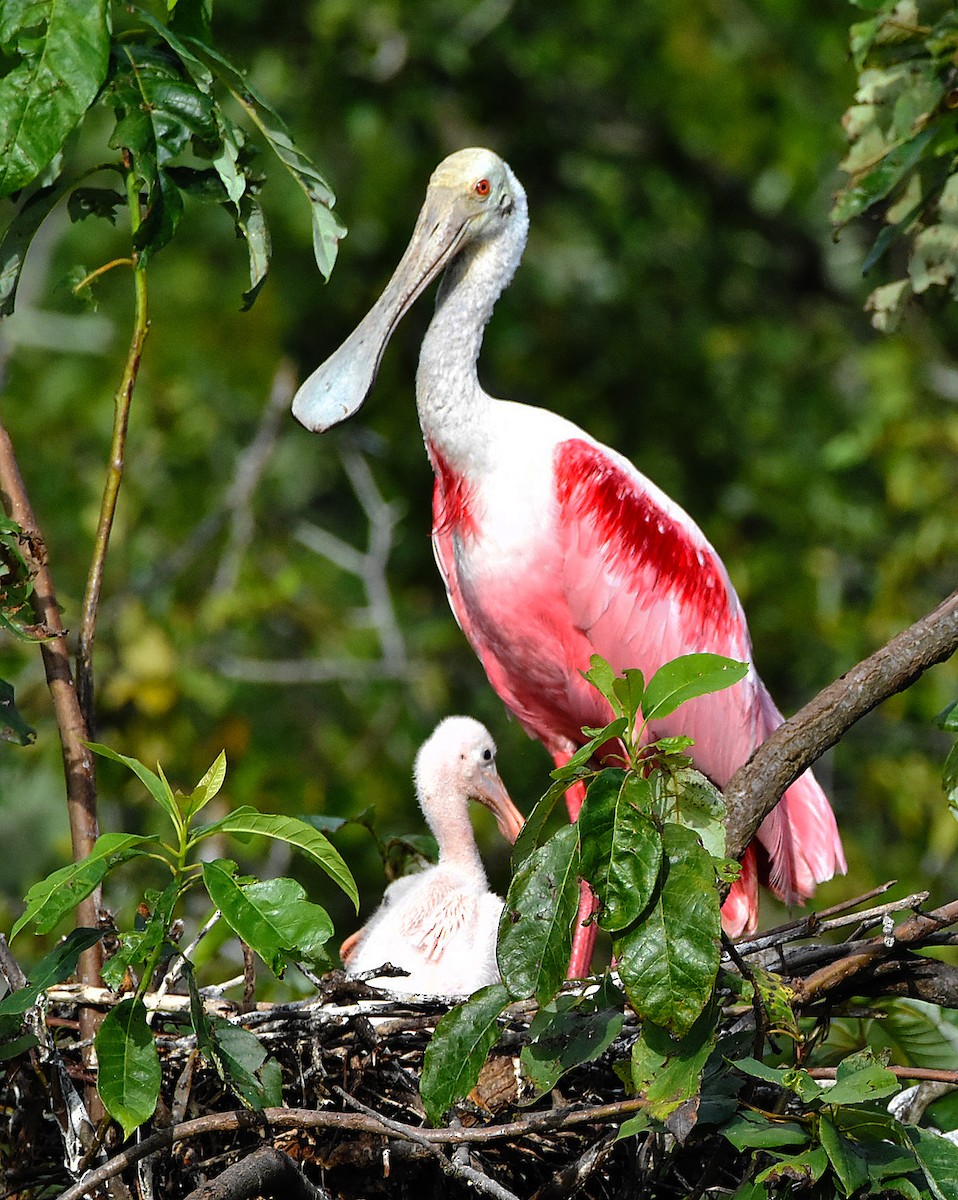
2,0,957,976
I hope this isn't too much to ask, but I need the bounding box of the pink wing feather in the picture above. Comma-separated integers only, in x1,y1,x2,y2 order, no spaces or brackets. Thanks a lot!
431,435,844,933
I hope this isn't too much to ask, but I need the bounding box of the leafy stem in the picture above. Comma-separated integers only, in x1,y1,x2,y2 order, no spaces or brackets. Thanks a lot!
75,164,150,729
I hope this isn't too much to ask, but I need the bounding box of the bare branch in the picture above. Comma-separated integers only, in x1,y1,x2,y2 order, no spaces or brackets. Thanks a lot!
0,421,104,1032
726,588,958,861
210,360,296,597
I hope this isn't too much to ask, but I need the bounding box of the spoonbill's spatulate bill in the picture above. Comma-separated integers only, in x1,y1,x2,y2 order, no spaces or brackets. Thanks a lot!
343,716,524,996
296,148,846,971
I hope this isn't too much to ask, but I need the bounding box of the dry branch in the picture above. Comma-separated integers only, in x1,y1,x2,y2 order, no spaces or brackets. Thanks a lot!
726,588,958,860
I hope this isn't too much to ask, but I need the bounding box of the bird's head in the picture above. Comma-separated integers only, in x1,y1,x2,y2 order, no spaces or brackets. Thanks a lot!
414,716,525,845
292,148,527,432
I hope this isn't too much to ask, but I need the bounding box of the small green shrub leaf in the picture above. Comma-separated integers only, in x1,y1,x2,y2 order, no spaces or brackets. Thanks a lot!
577,771,662,931
642,654,748,722
202,861,334,976
614,824,720,1036
12,833,159,938
420,983,511,1125
0,0,110,197
196,809,358,909
94,998,161,1139
498,824,580,1000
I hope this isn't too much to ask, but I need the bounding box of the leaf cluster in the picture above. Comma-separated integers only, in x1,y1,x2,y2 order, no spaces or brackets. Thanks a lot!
0,0,344,315
420,653,746,1125
833,0,958,330
4,743,357,1137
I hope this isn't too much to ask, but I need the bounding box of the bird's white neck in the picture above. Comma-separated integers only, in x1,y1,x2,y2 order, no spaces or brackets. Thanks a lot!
416,173,529,470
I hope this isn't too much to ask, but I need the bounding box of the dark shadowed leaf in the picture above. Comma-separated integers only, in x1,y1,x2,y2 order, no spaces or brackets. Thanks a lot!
0,928,102,1018
420,983,511,1125
94,998,161,1138
498,824,580,1001
906,1126,958,1200
577,770,662,931
720,1109,809,1152
643,655,749,722
0,0,110,196
0,182,63,316
819,1114,870,1197
0,679,35,746
614,823,720,1036
520,998,624,1100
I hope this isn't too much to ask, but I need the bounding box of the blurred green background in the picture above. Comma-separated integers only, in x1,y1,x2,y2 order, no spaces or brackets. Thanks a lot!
1,0,957,985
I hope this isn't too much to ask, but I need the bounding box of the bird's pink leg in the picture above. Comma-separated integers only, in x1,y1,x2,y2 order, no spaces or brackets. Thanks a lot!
554,763,600,979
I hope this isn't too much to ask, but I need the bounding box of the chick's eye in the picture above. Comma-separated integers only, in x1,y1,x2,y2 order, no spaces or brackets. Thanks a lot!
474,178,491,198
482,748,493,762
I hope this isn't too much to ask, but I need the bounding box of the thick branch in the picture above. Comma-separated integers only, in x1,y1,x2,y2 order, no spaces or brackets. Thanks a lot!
182,1146,329,1200
726,588,958,861
0,422,103,1077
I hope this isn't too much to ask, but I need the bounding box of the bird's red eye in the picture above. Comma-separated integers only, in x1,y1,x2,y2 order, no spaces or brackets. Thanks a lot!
474,178,491,197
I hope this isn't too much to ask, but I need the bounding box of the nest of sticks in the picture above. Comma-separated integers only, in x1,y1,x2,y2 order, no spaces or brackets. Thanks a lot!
4,883,958,1200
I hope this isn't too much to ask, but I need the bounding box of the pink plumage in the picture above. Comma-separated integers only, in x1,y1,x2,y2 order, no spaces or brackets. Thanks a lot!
293,148,846,969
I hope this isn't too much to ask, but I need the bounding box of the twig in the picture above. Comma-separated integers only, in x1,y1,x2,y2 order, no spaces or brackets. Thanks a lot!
793,898,958,1004
809,1066,958,1085
334,1087,522,1200
725,588,958,861
734,890,930,957
55,1096,650,1200
75,167,150,730
209,360,296,598
223,445,410,686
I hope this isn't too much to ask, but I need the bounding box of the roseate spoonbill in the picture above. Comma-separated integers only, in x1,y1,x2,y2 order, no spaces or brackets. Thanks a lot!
343,716,525,995
295,148,846,972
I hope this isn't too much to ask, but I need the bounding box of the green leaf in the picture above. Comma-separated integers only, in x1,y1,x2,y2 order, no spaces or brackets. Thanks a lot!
195,808,358,909
0,0,110,196
612,669,646,725
613,824,720,1036
655,767,727,858
179,35,345,279
520,999,624,1100
0,1032,39,1061
420,983,511,1125
12,832,160,939
184,750,227,821
720,1109,808,1151
582,654,617,703
756,1146,828,1188
497,824,581,1000
237,190,271,310
94,998,161,1139
636,1014,717,1125
935,700,958,733
0,181,63,316
832,126,939,226
510,780,570,869
208,1018,281,1109
0,928,102,1018
944,742,958,804
86,741,180,831
0,679,35,746
67,186,125,224
202,861,334,976
642,654,749,723
577,770,663,931
558,717,629,773
906,1126,958,1200
100,880,182,991
821,1049,900,1106
819,1114,870,1198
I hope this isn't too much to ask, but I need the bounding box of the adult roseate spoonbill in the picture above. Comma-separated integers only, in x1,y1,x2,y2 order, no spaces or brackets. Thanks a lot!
295,148,846,972
342,716,524,995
